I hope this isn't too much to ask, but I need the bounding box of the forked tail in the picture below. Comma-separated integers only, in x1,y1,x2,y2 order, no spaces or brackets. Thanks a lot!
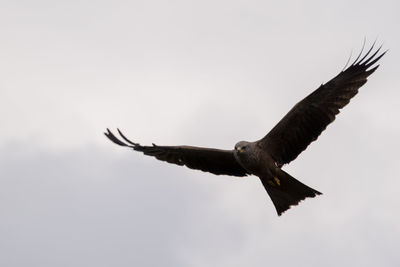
261,169,321,216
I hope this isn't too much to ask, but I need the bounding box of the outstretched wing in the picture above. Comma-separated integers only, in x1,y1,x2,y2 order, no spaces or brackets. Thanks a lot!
257,44,386,167
105,129,249,177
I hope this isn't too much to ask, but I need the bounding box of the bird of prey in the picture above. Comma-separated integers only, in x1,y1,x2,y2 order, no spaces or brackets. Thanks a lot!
105,43,385,216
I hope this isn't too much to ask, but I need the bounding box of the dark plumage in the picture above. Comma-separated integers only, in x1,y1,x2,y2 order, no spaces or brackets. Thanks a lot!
105,43,386,216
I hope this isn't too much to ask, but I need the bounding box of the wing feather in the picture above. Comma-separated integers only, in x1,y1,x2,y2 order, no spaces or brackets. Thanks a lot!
257,44,386,166
105,129,249,177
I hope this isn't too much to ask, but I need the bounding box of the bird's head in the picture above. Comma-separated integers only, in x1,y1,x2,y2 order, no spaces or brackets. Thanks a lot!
234,141,250,154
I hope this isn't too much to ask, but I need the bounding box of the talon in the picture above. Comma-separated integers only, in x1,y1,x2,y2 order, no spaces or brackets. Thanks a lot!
274,177,281,186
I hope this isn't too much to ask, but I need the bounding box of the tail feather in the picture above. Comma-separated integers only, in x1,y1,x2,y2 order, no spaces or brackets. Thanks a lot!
261,169,321,216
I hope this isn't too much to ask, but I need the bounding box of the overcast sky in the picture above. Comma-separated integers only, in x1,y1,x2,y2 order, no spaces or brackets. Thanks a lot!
1,0,400,266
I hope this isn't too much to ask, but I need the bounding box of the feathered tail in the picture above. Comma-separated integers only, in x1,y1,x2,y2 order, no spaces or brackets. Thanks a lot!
261,169,321,216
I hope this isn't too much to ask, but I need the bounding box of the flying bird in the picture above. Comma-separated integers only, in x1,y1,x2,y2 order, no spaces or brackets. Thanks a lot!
105,43,385,216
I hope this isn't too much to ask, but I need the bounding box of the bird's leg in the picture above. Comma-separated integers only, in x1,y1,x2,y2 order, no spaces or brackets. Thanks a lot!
267,177,281,187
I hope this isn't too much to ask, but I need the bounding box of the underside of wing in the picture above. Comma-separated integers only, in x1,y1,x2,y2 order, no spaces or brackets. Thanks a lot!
105,129,249,177
257,43,386,166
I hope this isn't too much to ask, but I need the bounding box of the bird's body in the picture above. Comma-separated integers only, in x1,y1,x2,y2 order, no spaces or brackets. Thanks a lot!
233,141,321,215
105,43,385,216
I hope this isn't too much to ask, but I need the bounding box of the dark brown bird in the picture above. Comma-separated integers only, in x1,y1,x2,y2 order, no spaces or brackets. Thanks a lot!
105,43,385,216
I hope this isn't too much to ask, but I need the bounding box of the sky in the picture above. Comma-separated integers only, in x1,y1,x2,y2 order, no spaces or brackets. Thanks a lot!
1,0,400,266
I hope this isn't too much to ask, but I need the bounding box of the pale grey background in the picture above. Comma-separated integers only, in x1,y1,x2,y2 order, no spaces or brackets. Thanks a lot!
1,0,399,266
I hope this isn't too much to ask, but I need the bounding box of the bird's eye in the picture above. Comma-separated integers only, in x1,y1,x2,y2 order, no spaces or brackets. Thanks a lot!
236,146,245,152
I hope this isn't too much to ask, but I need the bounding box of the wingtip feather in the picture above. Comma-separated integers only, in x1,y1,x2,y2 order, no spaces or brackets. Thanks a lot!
117,128,139,146
104,129,130,146
356,40,376,65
